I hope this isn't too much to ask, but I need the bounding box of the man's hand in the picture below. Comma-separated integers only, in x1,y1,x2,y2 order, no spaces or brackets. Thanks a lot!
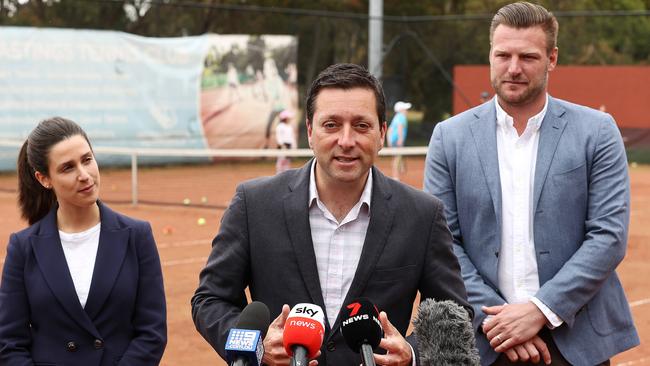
502,335,551,364
482,302,546,353
262,304,319,366
374,311,412,366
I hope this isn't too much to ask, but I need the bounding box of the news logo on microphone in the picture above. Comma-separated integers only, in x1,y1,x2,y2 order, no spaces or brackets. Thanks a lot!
225,329,264,361
283,303,325,361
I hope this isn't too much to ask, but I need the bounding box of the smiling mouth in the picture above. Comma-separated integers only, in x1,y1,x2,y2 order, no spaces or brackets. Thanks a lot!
79,185,94,193
335,157,357,163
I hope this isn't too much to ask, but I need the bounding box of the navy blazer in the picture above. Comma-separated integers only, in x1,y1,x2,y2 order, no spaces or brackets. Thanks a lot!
424,97,639,365
0,201,166,365
192,161,470,365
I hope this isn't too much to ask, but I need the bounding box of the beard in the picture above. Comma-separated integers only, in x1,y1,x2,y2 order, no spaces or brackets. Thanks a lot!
491,70,548,107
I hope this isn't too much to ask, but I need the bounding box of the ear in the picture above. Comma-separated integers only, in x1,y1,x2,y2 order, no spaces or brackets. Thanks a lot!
379,121,387,149
306,119,313,148
548,47,558,71
34,171,51,189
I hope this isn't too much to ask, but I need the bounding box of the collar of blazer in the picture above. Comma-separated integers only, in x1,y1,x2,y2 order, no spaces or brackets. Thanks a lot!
30,200,130,337
284,159,396,337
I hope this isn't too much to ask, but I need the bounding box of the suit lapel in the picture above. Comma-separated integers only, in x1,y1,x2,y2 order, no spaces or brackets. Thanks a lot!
469,103,502,232
328,167,395,339
533,97,567,213
31,208,100,338
84,202,130,320
284,161,327,315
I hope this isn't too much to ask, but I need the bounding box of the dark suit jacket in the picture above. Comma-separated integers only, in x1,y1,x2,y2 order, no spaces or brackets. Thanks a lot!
191,161,470,365
0,201,167,366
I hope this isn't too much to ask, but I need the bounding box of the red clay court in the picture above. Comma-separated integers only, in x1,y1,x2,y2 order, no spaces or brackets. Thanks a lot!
0,157,648,365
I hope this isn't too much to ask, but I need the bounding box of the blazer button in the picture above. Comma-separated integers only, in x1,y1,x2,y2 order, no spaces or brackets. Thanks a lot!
326,341,336,352
66,341,77,352
94,339,104,349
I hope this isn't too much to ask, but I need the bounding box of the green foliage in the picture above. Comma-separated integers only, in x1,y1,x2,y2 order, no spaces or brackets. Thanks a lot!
1,0,648,129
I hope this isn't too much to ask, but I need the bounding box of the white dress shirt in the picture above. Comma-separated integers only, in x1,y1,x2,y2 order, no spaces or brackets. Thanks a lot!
59,222,101,308
308,161,417,365
495,96,562,327
309,161,371,326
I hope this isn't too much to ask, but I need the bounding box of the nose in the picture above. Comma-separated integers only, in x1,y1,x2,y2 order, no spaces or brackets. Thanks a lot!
337,124,355,149
78,166,91,181
507,57,522,75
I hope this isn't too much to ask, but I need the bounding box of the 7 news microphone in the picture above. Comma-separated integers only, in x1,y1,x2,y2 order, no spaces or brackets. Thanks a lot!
413,298,480,366
340,298,383,366
283,303,325,366
224,301,271,366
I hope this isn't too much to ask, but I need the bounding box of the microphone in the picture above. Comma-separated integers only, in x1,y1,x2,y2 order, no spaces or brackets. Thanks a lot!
225,301,271,366
283,303,325,366
340,298,383,366
413,299,480,366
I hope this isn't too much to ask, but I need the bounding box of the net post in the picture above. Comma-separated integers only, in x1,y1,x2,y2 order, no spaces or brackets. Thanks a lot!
131,153,138,206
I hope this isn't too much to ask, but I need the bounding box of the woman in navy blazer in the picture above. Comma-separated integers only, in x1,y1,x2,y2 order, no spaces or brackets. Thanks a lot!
0,117,166,365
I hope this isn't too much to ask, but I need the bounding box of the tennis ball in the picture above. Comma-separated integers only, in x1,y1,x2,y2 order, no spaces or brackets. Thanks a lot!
197,217,206,226
183,198,191,205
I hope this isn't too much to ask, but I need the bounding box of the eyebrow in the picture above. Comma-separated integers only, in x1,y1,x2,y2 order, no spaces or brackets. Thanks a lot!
55,150,93,170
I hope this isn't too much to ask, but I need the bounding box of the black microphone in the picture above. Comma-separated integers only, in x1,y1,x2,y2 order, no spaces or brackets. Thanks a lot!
225,301,271,366
413,299,480,366
340,298,383,366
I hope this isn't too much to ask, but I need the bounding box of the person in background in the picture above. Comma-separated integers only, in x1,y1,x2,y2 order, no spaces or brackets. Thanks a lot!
424,2,638,365
0,117,167,365
387,101,411,180
275,109,296,173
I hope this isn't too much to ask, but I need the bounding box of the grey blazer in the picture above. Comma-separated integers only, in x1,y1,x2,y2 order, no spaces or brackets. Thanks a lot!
192,160,470,365
424,96,639,365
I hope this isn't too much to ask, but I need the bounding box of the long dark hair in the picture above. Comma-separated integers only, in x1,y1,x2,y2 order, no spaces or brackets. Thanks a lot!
17,117,92,225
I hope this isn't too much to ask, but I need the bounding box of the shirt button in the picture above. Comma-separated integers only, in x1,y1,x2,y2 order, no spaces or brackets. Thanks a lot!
66,341,77,352
94,339,104,349
327,340,336,352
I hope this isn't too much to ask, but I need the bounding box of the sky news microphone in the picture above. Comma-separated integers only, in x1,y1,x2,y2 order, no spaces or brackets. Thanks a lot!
413,299,480,366
283,303,325,366
340,298,383,366
225,301,271,366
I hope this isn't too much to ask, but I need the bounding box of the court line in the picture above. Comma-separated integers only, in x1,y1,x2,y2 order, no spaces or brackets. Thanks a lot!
616,356,650,366
629,298,650,308
157,239,211,249
162,256,207,267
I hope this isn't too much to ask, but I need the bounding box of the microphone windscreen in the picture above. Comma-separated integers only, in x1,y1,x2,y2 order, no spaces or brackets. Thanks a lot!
236,301,271,339
340,297,383,352
283,303,325,358
413,299,480,366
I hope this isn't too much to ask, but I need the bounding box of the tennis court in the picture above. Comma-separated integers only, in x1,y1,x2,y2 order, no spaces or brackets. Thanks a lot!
0,157,648,365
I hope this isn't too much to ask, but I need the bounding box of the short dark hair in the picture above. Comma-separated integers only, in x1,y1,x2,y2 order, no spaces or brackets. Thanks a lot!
17,117,92,224
305,63,386,124
490,2,559,54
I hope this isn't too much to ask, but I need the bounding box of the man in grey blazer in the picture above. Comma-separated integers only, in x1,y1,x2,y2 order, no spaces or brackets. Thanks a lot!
424,2,639,365
192,63,470,366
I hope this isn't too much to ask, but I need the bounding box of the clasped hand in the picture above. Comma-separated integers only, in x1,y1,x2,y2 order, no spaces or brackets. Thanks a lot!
481,302,551,364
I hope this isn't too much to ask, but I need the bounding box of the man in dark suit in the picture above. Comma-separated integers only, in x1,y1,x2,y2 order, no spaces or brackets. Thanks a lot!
424,2,639,365
192,63,470,366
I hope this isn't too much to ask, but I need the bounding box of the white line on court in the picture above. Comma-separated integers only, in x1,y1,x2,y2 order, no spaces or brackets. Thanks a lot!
629,298,650,308
162,256,207,267
616,356,650,366
157,239,211,249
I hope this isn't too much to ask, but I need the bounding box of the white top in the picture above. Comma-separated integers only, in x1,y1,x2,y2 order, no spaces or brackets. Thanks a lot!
275,122,295,148
494,96,562,327
308,160,371,327
59,222,101,308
